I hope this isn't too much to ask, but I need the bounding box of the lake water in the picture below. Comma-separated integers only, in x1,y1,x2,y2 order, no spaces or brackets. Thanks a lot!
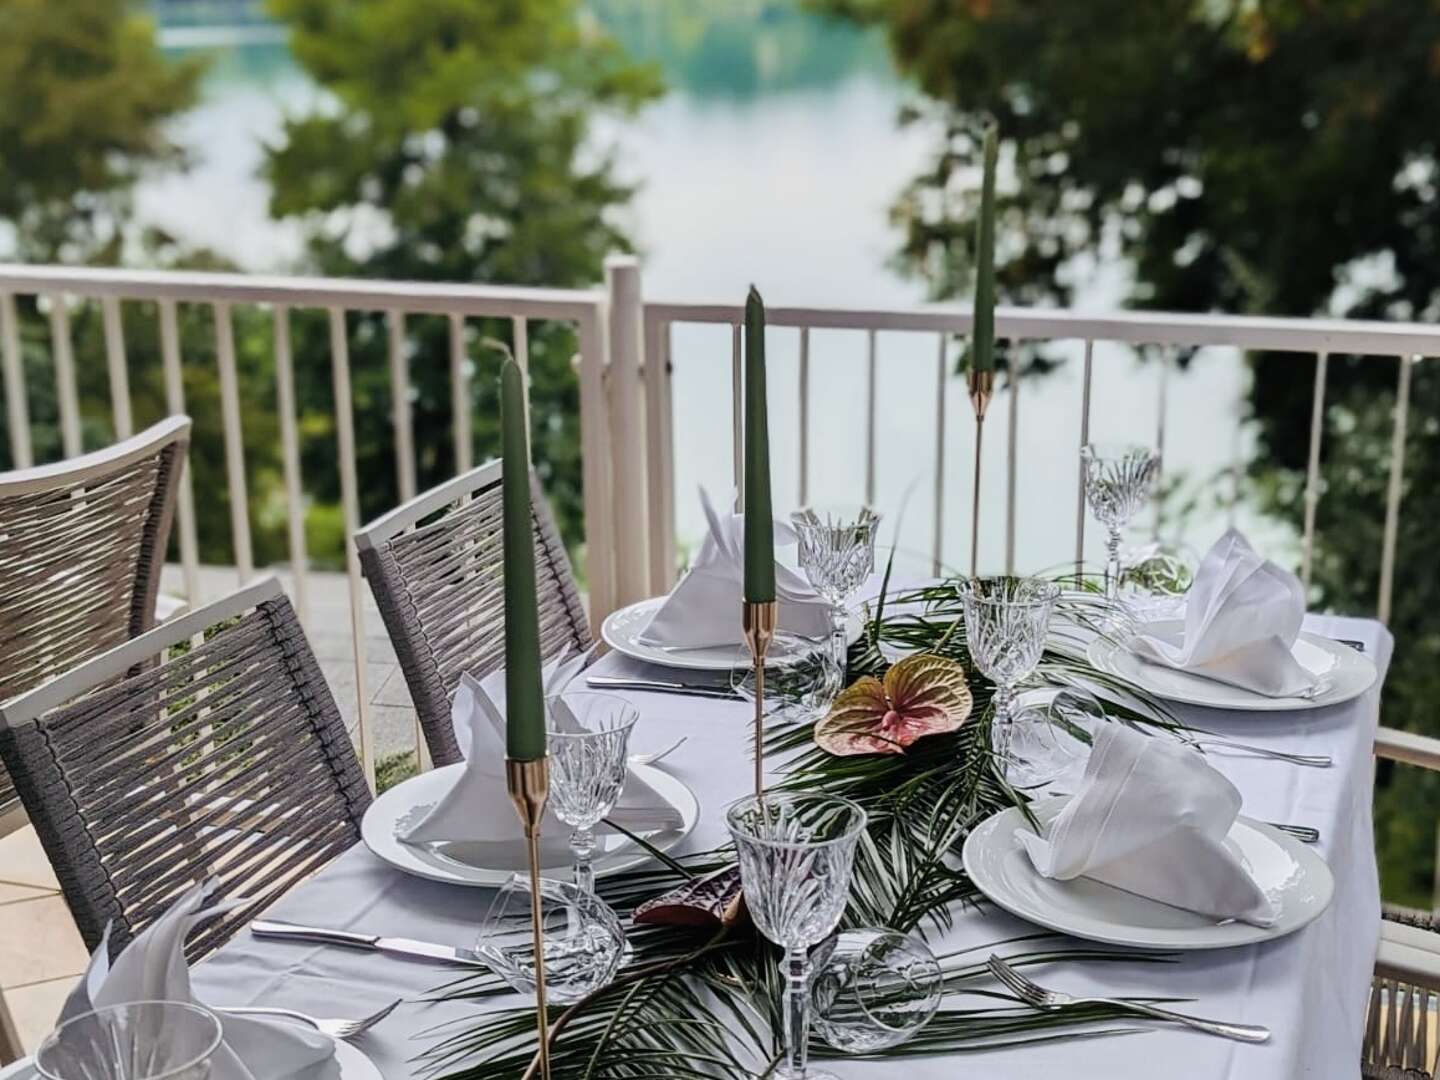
146,3,1279,577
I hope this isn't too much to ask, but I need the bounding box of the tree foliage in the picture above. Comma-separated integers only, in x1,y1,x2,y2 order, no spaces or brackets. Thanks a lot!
0,0,203,262
263,0,663,553
816,0,1440,904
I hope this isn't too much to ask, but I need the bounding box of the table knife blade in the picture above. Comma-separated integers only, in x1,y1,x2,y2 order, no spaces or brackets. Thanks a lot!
251,920,487,966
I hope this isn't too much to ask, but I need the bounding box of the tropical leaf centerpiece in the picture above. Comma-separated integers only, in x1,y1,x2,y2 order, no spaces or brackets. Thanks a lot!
420,574,1186,1079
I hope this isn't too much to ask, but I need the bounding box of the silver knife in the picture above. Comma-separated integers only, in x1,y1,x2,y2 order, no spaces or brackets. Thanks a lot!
251,920,487,967
586,674,739,699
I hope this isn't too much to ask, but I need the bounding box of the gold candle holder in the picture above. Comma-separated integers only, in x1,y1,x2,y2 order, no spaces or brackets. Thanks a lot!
742,600,779,796
508,757,553,1080
968,369,995,579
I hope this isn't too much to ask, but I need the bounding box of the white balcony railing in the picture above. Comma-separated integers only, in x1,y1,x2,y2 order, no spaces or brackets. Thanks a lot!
0,257,1430,787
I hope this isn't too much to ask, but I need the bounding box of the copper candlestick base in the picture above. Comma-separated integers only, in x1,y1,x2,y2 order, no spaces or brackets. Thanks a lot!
968,369,995,579
508,757,553,1080
742,600,779,797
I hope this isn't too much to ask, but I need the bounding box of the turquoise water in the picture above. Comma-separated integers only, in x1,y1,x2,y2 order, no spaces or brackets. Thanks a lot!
145,2,1269,573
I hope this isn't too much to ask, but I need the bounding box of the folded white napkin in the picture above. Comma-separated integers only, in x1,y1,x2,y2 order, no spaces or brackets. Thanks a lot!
639,487,831,649
1128,528,1320,697
1019,724,1277,926
60,882,335,1080
399,646,683,852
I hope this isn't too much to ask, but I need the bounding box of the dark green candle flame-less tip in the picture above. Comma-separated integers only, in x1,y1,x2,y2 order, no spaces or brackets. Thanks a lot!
969,123,999,577
501,357,546,762
741,286,779,796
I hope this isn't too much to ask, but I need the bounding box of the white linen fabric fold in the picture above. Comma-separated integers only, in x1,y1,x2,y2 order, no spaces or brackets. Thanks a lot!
1128,528,1320,697
639,487,831,649
399,645,683,852
1019,723,1278,926
62,882,335,1080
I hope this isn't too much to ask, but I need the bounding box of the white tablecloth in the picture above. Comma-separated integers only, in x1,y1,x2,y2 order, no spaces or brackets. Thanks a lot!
193,613,1391,1079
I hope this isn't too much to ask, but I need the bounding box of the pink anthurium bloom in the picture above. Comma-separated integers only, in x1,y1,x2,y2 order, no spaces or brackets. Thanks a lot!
815,653,973,757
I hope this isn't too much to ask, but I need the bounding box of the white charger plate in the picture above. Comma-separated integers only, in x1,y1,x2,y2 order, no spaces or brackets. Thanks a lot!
362,761,698,887
0,1038,380,1079
1087,627,1376,712
601,596,858,672
963,806,1334,951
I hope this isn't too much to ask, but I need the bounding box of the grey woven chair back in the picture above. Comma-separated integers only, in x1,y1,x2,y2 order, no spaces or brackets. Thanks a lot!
0,416,189,838
357,459,590,766
0,577,371,962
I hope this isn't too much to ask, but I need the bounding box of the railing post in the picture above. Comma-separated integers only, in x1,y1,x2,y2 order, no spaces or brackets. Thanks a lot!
0,292,32,469
1378,354,1416,624
577,304,615,634
605,254,649,610
643,304,676,595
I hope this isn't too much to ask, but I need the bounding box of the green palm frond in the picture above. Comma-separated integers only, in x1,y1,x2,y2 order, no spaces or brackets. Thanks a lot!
425,574,1193,1077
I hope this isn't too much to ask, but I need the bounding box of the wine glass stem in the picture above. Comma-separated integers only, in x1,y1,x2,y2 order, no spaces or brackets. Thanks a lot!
992,681,1016,763
780,947,814,1079
571,827,596,894
1105,527,1122,602
828,601,848,697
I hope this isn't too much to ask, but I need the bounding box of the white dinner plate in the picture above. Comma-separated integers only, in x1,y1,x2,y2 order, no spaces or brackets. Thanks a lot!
601,596,858,672
362,761,699,887
963,806,1334,951
0,1039,380,1080
1086,627,1376,712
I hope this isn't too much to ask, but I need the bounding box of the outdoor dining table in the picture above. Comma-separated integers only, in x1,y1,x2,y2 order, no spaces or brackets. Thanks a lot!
191,610,1392,1079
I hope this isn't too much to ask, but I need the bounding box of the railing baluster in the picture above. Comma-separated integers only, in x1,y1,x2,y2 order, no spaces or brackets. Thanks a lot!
1378,354,1415,624
448,313,472,474
0,291,32,468
102,296,133,439
1005,368,1019,574
731,322,743,508
213,301,253,583
387,309,417,503
798,326,810,507
865,328,877,506
1300,351,1329,591
1153,350,1169,538
1075,339,1094,583
272,304,309,626
605,257,648,608
932,332,946,576
512,314,530,429
328,307,375,789
158,298,200,607
48,295,81,457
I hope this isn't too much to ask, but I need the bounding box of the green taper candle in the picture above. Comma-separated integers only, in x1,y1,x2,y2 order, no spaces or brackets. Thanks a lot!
972,124,998,372
743,285,775,603
500,357,546,761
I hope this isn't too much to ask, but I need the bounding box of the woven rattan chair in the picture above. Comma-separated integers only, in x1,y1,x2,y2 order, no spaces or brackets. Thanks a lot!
0,416,190,842
356,459,590,767
0,577,371,963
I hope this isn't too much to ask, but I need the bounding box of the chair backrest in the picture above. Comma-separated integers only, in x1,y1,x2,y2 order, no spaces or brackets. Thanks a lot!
0,577,371,961
0,416,190,837
356,459,590,766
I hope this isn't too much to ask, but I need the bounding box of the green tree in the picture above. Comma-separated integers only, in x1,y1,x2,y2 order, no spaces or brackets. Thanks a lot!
263,0,663,557
816,0,1440,903
0,0,203,263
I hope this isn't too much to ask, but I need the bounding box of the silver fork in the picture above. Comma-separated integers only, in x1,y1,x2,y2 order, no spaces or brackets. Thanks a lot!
986,955,1270,1043
220,998,402,1040
1193,738,1332,768
629,736,688,768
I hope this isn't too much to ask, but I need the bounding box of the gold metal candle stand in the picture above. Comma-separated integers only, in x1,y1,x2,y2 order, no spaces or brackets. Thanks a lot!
742,600,779,796
968,369,995,579
508,757,553,1080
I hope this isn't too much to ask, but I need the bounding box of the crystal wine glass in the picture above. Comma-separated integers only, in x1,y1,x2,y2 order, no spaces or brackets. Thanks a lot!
36,1001,224,1080
476,873,626,1004
726,792,867,1080
791,506,881,709
1080,443,1162,603
811,928,943,1053
545,691,638,894
959,576,1061,787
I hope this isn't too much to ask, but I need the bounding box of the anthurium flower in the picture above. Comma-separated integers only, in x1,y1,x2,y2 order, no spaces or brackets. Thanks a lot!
815,653,973,756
